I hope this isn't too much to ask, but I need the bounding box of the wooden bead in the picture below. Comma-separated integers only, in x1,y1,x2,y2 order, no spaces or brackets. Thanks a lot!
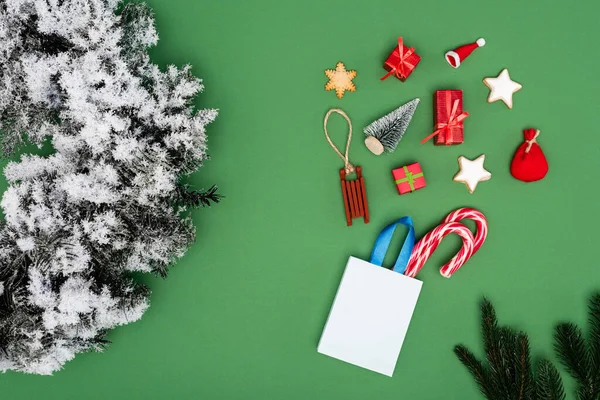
364,136,384,155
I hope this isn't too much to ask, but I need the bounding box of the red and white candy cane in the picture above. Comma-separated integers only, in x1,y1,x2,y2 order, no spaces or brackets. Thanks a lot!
404,222,475,278
404,208,488,279
443,207,488,256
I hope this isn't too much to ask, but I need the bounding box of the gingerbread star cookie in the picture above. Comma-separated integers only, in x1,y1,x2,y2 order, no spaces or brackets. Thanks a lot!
483,69,522,109
453,155,492,193
325,62,356,99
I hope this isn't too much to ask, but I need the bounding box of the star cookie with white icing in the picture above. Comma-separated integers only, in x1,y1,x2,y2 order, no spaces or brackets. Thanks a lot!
483,69,522,109
453,155,492,193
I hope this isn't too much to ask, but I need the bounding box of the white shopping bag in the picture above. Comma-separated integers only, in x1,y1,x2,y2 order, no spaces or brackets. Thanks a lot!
318,217,422,376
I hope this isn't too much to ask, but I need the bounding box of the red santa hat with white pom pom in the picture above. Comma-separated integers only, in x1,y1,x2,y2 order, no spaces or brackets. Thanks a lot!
445,38,486,68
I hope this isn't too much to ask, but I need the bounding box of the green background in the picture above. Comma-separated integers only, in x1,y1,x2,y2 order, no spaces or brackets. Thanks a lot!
1,0,598,398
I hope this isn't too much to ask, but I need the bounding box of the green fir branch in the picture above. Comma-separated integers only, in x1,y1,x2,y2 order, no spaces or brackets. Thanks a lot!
456,298,564,400
589,294,600,373
554,294,600,400
555,323,591,385
535,360,566,400
454,345,493,399
481,299,512,399
513,332,535,400
174,184,222,208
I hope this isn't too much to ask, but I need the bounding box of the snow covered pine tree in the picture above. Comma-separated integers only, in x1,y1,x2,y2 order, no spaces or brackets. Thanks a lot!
0,0,219,374
363,98,419,155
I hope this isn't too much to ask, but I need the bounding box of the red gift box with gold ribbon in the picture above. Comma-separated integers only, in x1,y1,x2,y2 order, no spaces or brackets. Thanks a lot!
421,90,469,146
381,37,421,82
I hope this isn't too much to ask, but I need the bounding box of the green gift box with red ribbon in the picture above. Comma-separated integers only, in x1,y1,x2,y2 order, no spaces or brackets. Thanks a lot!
392,162,426,195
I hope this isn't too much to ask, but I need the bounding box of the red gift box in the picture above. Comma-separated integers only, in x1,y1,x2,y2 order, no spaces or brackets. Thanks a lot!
421,90,469,146
392,163,426,195
381,37,421,82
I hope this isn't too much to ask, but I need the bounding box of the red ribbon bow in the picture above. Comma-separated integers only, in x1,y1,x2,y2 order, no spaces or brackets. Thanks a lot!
381,37,415,80
421,92,469,145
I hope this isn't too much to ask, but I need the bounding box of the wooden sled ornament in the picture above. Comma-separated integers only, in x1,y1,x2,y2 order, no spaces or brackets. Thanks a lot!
340,167,370,226
324,108,370,226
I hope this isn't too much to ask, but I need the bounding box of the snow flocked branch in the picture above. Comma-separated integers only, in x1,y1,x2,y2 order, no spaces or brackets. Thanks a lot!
0,0,219,374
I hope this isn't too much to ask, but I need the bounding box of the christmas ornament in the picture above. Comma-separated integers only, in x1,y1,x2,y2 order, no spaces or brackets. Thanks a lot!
421,90,468,145
445,38,486,68
325,62,357,98
392,162,426,195
483,68,522,109
323,109,369,226
453,155,492,193
455,299,566,400
511,129,549,182
363,98,420,155
0,1,220,375
404,208,488,278
381,37,421,82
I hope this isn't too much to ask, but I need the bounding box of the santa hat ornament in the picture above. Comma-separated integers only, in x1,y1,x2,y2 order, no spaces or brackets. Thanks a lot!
445,38,486,68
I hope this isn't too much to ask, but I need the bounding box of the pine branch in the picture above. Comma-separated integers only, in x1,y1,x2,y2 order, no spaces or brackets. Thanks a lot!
481,299,512,398
174,184,222,208
456,298,564,400
550,294,600,400
0,0,220,375
535,360,566,400
482,298,499,360
454,345,494,399
555,323,591,385
588,294,600,377
513,332,534,400
118,1,156,63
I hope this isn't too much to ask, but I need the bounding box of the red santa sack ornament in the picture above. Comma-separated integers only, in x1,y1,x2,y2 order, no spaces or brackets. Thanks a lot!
510,128,548,182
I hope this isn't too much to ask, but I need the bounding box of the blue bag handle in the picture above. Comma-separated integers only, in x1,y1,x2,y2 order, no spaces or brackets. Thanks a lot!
369,216,415,275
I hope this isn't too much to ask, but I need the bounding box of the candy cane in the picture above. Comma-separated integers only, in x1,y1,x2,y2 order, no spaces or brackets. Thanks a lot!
404,208,488,279
443,208,488,255
404,222,475,278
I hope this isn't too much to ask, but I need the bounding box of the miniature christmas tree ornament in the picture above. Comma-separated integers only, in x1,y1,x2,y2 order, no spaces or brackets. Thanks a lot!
323,109,369,226
483,68,522,109
422,90,468,145
392,162,426,195
381,37,421,82
445,38,486,68
511,129,548,182
453,155,492,193
363,98,420,155
325,62,356,99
